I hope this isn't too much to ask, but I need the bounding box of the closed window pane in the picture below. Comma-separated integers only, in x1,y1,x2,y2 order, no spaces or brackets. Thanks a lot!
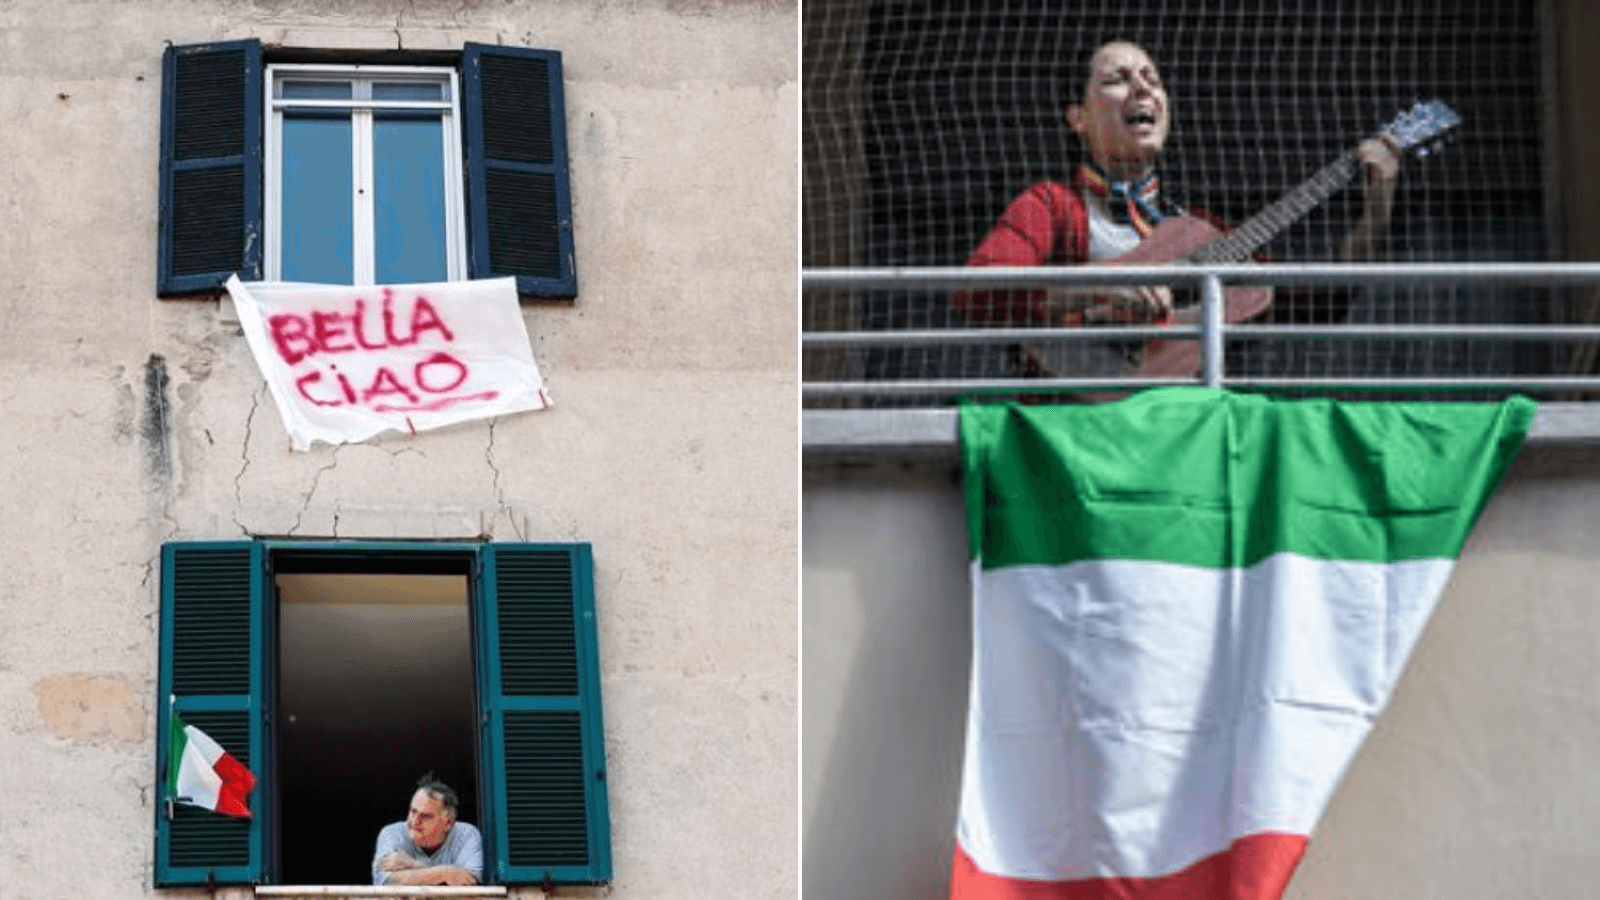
372,82,443,102
281,81,352,100
281,111,353,284
374,111,447,284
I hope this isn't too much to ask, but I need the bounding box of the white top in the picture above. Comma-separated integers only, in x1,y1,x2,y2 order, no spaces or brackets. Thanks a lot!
371,820,484,886
1083,188,1145,261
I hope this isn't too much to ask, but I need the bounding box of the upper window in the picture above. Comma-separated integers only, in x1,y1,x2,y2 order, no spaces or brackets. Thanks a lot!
266,65,466,285
158,40,577,299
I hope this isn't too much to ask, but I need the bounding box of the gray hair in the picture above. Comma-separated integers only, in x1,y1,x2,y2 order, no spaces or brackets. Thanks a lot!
414,773,459,817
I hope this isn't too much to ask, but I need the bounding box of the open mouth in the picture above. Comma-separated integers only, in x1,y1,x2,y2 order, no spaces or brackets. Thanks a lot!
1124,110,1159,127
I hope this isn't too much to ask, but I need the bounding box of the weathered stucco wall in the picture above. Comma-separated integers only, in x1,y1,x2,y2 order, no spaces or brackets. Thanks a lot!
804,443,1600,900
0,0,797,897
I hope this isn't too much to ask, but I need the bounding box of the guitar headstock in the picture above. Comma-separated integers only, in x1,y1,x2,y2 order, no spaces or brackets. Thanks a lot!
1381,99,1462,156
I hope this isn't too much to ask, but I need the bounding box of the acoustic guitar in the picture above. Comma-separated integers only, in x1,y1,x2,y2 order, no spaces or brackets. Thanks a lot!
1025,99,1461,384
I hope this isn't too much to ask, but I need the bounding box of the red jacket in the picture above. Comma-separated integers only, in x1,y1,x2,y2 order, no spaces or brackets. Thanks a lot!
954,181,1232,325
955,182,1090,325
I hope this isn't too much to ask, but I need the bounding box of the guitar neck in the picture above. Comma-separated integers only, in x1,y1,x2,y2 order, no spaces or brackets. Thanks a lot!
1187,151,1361,264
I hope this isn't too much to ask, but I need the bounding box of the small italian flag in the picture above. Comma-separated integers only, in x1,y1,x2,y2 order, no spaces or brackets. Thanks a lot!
168,709,256,819
954,389,1535,900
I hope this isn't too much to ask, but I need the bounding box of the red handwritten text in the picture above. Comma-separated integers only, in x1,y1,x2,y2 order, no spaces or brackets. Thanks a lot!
269,288,455,366
293,352,498,411
265,288,502,414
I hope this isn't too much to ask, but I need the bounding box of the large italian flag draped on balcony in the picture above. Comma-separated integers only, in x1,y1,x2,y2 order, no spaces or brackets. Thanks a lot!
953,388,1535,900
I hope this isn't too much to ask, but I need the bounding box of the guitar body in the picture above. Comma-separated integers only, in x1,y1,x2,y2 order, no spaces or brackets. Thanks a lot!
1023,214,1274,386
1109,215,1274,378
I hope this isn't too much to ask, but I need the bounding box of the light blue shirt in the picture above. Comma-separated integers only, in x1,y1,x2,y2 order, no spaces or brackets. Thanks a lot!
371,820,484,885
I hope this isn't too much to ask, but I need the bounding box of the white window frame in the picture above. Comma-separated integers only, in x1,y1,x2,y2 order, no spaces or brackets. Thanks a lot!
264,63,466,285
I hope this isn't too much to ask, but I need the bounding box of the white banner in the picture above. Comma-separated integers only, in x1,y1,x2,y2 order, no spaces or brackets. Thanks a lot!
227,276,550,451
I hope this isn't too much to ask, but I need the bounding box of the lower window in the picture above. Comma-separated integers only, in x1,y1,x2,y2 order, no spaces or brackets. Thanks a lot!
152,540,613,887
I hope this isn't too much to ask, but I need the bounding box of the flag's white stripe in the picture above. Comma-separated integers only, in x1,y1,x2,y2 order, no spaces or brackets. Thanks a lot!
957,551,1455,881
174,725,225,811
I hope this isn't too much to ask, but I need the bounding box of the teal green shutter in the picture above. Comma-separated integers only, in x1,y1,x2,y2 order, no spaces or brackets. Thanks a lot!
154,541,269,886
477,544,612,885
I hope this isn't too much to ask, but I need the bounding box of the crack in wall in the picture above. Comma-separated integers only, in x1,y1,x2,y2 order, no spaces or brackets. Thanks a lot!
288,446,342,536
393,0,418,48
233,383,264,535
486,418,525,540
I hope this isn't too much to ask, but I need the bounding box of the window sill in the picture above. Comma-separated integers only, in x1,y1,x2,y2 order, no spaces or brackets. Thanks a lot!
253,888,514,899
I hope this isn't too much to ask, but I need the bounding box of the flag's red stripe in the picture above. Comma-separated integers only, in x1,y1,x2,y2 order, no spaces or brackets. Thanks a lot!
211,752,256,819
951,833,1308,900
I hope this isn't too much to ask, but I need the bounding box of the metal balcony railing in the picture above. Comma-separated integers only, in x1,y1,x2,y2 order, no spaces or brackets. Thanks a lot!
803,263,1600,399
802,263,1600,452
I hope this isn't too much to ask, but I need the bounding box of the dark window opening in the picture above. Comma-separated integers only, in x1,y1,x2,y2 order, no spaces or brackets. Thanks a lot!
274,560,479,885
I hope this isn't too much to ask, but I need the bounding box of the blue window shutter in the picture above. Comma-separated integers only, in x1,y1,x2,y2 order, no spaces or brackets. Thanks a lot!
462,43,578,299
476,544,612,885
154,541,269,886
158,40,263,296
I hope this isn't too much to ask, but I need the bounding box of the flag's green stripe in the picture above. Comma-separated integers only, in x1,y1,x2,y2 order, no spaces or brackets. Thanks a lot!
961,389,1535,570
167,713,186,796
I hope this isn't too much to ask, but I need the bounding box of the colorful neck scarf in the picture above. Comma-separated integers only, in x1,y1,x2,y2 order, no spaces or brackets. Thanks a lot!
1075,161,1167,237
